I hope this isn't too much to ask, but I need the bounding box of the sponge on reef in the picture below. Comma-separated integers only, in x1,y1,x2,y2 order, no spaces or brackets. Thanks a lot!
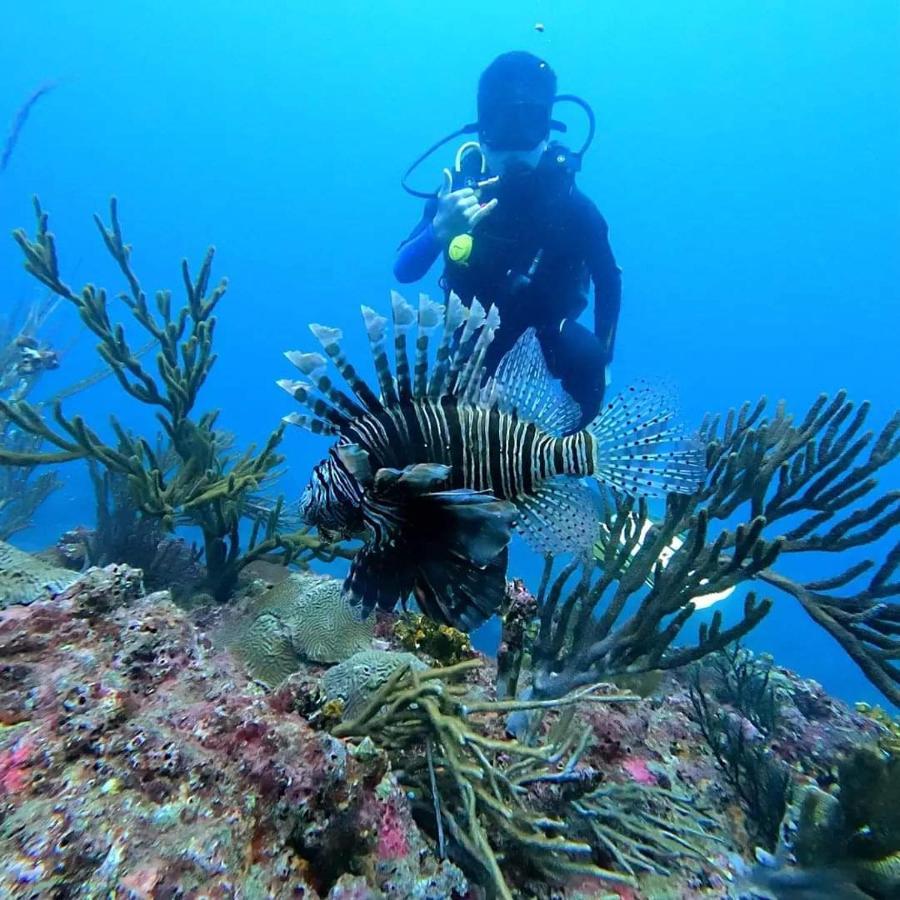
228,572,374,686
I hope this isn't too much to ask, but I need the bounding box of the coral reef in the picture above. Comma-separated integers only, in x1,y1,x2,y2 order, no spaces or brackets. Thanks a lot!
0,198,352,600
0,539,77,609
0,566,467,898
688,649,792,849
738,744,900,898
0,549,883,898
226,572,375,687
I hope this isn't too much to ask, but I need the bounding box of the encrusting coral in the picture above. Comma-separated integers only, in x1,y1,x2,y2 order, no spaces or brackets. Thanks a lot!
392,612,474,665
0,198,352,600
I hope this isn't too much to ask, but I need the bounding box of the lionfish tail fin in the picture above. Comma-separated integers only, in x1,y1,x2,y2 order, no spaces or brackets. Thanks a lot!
587,383,707,497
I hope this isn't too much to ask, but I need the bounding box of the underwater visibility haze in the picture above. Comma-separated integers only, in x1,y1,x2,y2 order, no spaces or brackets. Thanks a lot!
0,2,898,898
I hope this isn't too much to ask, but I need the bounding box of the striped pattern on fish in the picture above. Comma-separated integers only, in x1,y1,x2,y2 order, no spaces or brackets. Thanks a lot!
280,291,705,630
342,400,593,497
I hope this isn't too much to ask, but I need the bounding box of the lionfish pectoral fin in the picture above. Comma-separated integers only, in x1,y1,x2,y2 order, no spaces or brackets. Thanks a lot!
348,484,516,630
336,443,374,486
421,489,516,566
403,488,515,629
343,541,415,620
414,545,510,632
484,327,582,435
514,476,603,555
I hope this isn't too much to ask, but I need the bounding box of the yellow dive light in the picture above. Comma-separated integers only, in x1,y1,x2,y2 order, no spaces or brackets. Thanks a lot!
448,233,473,265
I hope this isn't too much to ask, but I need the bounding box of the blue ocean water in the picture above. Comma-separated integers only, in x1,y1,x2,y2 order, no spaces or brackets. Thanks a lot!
1,2,897,707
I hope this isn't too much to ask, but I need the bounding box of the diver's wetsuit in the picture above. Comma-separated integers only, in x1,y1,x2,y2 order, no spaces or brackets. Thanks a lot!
394,151,621,429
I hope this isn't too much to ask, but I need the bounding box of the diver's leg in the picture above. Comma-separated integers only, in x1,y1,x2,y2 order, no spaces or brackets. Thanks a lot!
540,320,607,429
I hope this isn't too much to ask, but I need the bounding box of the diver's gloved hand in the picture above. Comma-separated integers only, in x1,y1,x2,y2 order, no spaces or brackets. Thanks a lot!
432,168,498,245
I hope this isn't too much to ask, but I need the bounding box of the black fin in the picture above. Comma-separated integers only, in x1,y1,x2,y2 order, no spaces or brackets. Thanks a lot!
373,462,452,499
415,546,510,631
343,470,516,629
344,542,415,619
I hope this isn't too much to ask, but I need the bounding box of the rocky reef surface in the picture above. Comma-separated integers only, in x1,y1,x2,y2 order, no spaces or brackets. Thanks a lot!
0,565,885,899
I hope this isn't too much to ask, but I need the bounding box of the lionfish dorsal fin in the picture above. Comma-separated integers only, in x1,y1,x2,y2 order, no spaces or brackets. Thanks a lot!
310,322,383,414
446,298,484,395
457,302,500,402
281,411,340,436
284,350,327,377
280,354,352,429
428,293,467,400
413,294,444,399
361,305,398,406
484,327,582,435
286,345,366,422
391,291,415,401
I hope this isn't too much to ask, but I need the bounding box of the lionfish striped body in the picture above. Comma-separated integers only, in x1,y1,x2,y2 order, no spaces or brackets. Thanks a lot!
281,292,704,629
342,399,594,497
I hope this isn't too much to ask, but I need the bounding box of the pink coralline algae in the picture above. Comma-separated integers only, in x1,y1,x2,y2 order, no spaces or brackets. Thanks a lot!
374,798,411,861
621,756,657,786
0,733,34,794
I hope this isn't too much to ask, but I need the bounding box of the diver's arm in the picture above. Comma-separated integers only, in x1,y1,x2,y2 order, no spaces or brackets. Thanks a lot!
394,194,442,283
394,221,442,283
394,173,497,283
584,204,622,365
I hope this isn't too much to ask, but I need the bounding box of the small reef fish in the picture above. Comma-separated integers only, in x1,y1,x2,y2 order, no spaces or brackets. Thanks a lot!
280,293,704,629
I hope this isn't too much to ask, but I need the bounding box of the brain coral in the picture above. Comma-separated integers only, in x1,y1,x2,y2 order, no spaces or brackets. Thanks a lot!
323,650,428,717
230,573,374,686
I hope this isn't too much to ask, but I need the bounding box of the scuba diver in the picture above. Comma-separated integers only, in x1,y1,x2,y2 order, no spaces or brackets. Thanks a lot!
395,51,622,428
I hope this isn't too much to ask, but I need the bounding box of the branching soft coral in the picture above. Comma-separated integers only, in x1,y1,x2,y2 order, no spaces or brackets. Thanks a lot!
509,393,900,706
0,198,352,599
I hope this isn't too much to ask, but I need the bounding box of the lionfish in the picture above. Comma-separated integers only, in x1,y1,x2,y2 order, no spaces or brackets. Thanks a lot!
280,293,704,630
